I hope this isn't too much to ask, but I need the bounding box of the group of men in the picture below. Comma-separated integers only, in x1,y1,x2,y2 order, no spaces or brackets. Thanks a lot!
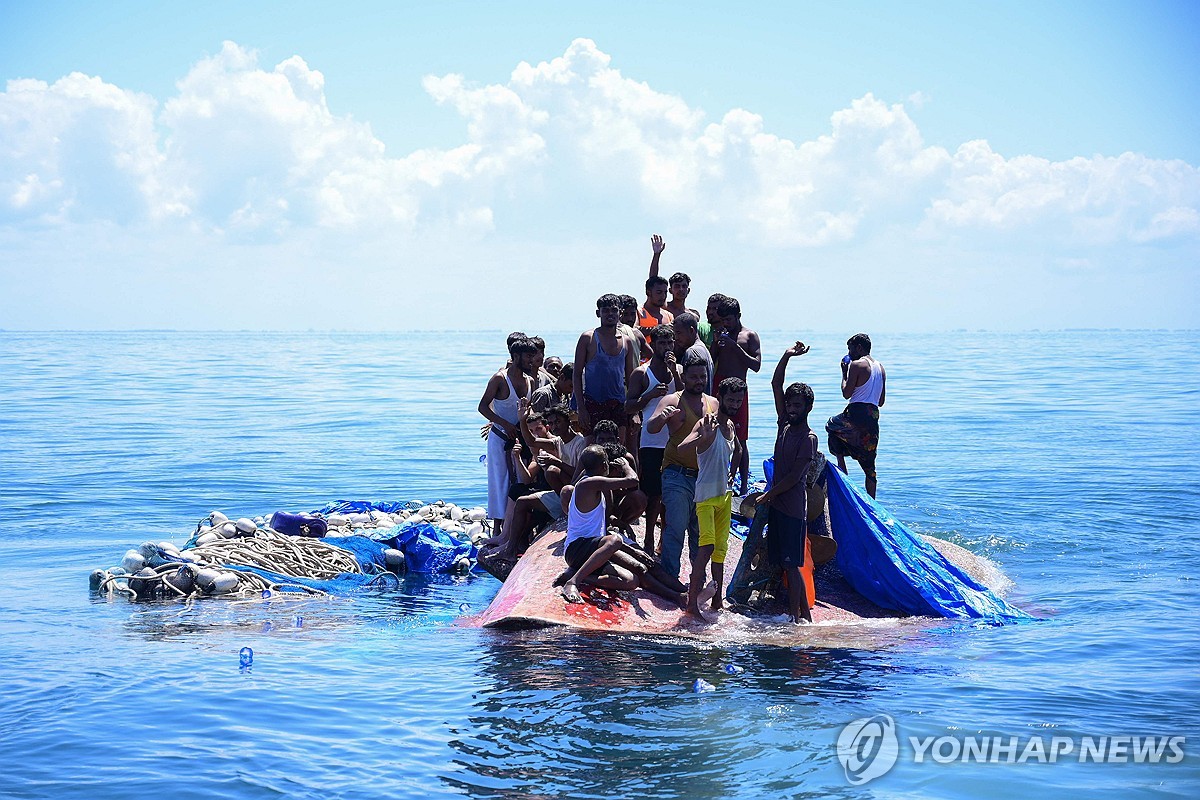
477,235,886,623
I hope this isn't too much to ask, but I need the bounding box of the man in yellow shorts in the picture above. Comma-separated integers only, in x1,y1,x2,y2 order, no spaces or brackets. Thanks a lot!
677,376,745,619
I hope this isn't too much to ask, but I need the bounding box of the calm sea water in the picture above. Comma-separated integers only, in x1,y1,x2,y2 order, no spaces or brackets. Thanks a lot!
1,330,1197,799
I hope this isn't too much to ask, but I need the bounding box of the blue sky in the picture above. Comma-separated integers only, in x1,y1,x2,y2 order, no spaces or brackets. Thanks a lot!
1,0,1197,330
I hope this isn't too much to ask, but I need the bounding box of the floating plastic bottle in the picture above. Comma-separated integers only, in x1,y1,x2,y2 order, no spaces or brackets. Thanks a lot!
239,647,253,667
722,663,745,675
479,455,486,463
294,616,303,628
693,678,716,694
459,602,471,614
261,589,272,600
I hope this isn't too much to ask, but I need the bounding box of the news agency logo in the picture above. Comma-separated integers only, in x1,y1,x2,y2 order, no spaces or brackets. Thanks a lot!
836,714,900,786
836,715,1187,786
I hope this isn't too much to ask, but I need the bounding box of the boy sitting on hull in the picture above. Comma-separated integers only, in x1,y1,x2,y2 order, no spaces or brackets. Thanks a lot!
559,446,694,606
757,342,820,624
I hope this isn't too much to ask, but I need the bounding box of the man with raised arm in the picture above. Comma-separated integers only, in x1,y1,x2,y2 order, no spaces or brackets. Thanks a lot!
647,234,698,318
559,445,689,608
477,336,538,533
757,342,820,624
574,294,638,441
638,241,674,340
625,324,678,552
647,353,719,581
827,333,886,498
712,296,762,495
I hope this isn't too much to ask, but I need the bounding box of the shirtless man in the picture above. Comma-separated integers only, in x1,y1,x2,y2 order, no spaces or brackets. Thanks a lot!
758,342,820,623
700,293,727,350
712,296,762,494
828,333,886,498
574,294,638,441
647,234,698,318
477,336,537,532
559,446,689,607
625,324,677,551
647,353,719,581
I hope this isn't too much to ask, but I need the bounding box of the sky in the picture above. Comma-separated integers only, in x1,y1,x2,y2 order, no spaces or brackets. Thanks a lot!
1,0,1197,331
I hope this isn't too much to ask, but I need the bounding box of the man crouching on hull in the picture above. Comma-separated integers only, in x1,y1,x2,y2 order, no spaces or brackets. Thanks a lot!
559,446,689,607
757,342,819,624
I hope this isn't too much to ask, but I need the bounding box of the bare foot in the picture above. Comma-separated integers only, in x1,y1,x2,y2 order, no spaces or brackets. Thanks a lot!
562,581,582,603
697,580,719,607
552,569,571,587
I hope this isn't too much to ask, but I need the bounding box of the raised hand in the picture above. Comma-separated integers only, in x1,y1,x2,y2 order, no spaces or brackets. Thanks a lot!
785,341,810,358
651,234,666,254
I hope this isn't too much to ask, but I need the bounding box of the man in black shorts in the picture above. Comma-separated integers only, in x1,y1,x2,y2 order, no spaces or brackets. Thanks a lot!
757,342,818,623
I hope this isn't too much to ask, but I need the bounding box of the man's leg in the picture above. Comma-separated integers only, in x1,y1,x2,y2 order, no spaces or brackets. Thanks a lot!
563,533,625,602
862,455,878,499
709,493,732,611
784,565,812,623
659,468,694,582
737,437,750,495
687,544,715,615
638,570,688,608
643,493,662,552
615,489,647,531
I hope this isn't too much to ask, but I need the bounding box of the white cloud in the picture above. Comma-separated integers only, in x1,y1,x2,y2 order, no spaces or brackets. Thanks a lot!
0,37,1196,257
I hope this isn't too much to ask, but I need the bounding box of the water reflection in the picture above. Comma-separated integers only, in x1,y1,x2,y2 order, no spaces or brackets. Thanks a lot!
442,629,911,799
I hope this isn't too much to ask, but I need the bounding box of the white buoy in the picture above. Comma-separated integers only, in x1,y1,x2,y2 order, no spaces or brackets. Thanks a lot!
211,572,240,594
327,513,348,527
235,517,257,534
210,511,229,525
449,505,464,522
158,541,181,555
219,521,238,537
383,548,404,570
176,550,200,563
466,508,487,522
194,568,219,592
348,513,371,526
465,522,484,542
122,550,146,573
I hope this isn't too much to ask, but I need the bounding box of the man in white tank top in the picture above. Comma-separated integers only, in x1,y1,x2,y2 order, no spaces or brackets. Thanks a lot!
559,446,688,608
625,323,678,552
827,333,886,498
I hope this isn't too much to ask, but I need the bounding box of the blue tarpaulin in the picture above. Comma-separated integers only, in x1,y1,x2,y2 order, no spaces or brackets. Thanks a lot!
310,501,478,574
823,463,1031,622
